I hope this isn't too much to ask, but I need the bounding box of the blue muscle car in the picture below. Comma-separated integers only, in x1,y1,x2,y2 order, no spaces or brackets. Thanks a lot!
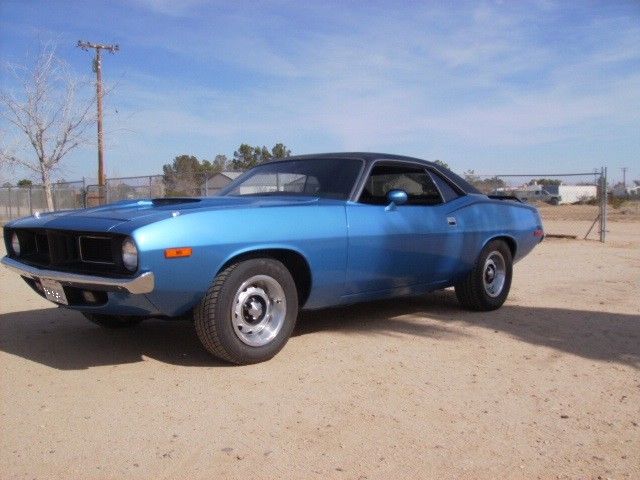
2,153,544,364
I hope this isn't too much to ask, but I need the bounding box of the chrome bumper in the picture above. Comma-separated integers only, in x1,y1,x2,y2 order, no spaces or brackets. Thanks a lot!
1,256,155,294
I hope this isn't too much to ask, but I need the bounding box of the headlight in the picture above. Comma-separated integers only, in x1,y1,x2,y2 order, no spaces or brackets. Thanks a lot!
11,232,20,256
121,238,138,272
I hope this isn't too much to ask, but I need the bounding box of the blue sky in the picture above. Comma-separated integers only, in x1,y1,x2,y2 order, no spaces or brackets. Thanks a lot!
0,0,639,184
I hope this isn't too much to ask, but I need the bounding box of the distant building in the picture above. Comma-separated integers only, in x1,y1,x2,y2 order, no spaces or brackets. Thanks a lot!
545,184,597,204
493,183,597,204
206,171,243,195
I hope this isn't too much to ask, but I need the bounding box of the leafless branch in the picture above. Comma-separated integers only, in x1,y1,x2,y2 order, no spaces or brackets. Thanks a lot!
0,43,96,209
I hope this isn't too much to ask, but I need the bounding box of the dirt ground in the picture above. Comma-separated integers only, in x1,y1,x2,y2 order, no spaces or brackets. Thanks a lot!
536,201,640,239
1,222,639,480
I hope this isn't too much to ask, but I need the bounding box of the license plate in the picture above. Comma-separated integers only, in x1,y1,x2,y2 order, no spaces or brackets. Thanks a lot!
40,278,69,305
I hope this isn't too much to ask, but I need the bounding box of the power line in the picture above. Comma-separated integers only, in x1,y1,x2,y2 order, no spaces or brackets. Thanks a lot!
77,40,119,196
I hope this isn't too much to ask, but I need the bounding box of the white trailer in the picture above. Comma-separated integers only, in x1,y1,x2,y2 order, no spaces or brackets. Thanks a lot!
546,185,597,204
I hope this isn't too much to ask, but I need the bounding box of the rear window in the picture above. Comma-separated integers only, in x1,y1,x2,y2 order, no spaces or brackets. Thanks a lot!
429,171,461,202
432,165,480,194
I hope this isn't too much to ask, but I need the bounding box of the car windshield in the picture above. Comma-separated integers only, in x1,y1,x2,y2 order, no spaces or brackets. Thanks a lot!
220,158,364,200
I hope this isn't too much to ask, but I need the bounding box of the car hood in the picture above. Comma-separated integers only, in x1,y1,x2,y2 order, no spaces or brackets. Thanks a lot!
6,196,321,232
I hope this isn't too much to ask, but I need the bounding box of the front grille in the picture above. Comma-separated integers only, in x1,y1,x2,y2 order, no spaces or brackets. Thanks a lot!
79,236,114,264
5,228,131,276
47,230,79,265
35,232,49,259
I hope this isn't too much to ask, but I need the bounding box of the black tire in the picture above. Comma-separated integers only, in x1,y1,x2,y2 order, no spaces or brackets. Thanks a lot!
83,313,143,329
455,239,513,311
194,258,299,365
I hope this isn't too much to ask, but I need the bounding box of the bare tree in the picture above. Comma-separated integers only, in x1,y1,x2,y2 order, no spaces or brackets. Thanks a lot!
0,44,95,210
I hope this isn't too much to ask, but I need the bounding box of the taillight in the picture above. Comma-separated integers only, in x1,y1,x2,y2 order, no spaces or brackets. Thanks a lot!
533,229,544,239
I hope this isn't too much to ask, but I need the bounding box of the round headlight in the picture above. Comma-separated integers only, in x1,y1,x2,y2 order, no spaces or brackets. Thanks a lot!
121,238,138,272
11,232,20,256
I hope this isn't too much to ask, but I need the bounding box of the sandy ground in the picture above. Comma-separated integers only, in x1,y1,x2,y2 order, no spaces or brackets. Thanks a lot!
537,202,640,239
1,223,639,480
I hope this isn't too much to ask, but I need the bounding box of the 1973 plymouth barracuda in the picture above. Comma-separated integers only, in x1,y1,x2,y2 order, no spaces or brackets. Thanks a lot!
2,153,544,364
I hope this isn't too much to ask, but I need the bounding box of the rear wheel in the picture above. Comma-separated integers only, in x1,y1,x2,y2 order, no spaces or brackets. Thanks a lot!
194,258,298,364
83,313,143,329
455,240,513,311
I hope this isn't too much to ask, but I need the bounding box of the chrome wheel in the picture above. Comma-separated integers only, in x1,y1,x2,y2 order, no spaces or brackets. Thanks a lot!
231,274,286,347
483,251,506,298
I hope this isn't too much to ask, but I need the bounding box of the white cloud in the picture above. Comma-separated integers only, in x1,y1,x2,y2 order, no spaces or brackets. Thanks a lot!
135,4,635,136
130,0,209,17
57,1,640,176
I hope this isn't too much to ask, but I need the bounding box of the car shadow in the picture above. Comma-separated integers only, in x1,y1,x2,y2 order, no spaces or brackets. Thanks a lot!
298,290,640,369
0,307,223,370
0,290,638,370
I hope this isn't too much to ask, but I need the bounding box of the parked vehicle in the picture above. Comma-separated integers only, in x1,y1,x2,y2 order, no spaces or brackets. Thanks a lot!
492,187,561,205
2,153,544,364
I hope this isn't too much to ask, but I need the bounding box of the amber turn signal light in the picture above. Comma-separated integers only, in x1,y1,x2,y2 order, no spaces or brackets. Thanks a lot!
164,247,193,258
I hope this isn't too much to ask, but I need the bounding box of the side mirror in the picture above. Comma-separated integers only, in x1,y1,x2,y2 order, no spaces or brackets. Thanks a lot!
386,189,408,210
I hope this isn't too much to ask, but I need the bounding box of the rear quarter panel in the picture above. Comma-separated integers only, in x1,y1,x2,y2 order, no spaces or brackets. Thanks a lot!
447,195,542,280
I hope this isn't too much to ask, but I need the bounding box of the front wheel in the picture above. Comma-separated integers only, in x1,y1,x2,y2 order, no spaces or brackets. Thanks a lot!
194,258,298,364
455,240,513,311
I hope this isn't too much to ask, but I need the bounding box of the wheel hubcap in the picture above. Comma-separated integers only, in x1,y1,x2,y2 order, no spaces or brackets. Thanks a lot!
244,296,265,323
232,275,286,347
483,251,506,298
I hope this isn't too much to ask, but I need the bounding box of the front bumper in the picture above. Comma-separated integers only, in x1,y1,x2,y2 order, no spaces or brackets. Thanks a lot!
1,256,155,294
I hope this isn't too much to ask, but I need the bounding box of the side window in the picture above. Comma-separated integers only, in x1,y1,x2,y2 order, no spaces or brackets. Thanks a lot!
429,171,461,203
359,163,443,206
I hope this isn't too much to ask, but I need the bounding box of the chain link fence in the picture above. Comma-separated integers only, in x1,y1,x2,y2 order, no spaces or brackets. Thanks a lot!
2,173,237,219
0,181,87,224
3,167,632,243
84,174,234,206
471,169,607,241
86,176,164,207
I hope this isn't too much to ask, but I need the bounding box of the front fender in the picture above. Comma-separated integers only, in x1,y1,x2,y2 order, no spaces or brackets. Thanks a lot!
125,203,348,316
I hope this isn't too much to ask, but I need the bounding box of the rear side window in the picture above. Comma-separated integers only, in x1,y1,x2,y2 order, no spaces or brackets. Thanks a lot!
359,163,443,206
429,171,461,202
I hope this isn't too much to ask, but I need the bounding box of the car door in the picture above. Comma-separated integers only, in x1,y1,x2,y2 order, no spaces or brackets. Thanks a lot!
345,161,461,295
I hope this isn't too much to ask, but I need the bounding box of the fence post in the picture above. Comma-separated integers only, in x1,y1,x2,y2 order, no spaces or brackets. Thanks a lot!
8,186,12,219
599,168,603,242
149,176,153,198
82,177,87,208
602,167,607,243
599,167,607,243
28,185,33,215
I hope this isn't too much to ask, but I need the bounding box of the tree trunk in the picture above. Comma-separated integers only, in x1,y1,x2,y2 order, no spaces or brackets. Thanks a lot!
41,168,54,211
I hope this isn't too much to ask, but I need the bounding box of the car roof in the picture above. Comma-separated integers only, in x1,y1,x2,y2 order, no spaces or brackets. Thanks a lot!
285,152,434,165
276,152,481,194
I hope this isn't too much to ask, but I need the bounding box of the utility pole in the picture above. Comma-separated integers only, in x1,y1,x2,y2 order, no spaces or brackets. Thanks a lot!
621,167,627,188
77,40,119,194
